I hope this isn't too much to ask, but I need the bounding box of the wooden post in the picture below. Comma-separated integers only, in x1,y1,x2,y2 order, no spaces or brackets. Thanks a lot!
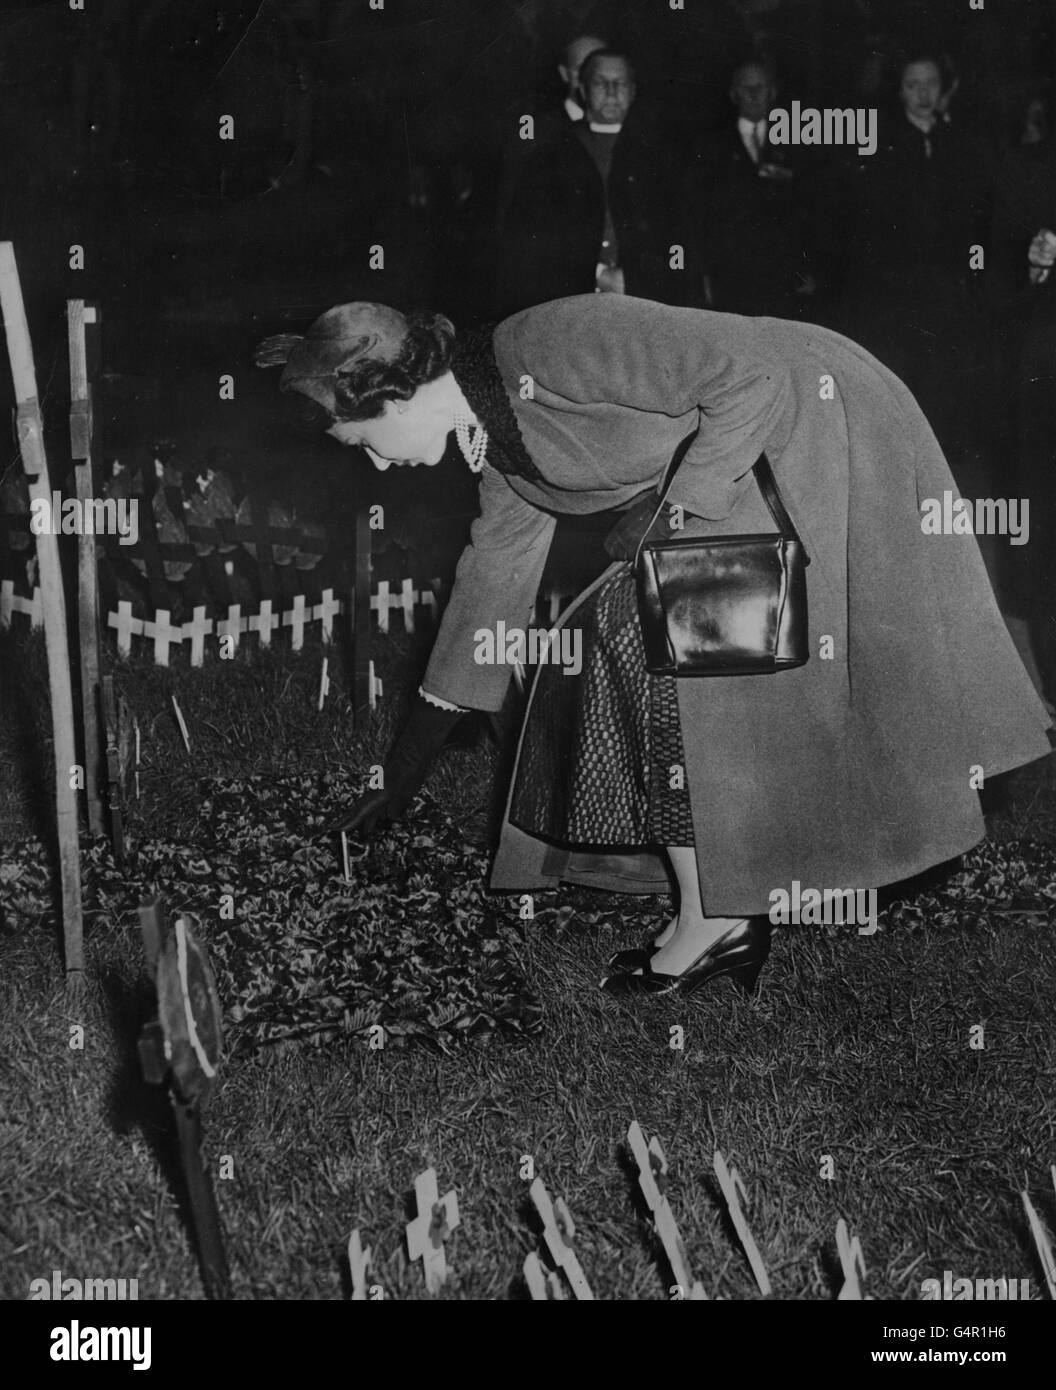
68,299,105,835
100,675,126,865
0,243,84,978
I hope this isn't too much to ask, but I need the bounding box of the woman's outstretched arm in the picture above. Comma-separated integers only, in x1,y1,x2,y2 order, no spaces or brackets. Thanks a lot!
421,461,556,712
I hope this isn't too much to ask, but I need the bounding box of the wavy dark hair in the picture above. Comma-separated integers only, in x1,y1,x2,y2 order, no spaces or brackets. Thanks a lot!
330,311,455,421
275,310,456,435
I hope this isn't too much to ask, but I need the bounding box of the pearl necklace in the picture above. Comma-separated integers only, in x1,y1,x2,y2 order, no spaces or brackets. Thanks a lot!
454,410,488,473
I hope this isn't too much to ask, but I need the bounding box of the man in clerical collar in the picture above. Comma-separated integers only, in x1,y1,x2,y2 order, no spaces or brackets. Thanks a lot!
493,47,680,317
559,33,609,124
577,49,638,294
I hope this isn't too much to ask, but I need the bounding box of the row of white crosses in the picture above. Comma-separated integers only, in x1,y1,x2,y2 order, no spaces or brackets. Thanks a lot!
4,579,577,653
345,1124,875,1300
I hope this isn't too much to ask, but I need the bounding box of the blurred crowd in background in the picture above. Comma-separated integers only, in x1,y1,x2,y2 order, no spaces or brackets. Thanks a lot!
0,0,1053,687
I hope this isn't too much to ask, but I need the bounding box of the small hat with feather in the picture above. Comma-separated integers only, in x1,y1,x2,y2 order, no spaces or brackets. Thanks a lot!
254,302,409,417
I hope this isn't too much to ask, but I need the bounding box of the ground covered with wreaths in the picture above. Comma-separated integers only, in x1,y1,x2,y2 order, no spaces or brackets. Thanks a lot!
2,804,1055,1054
2,631,1055,1300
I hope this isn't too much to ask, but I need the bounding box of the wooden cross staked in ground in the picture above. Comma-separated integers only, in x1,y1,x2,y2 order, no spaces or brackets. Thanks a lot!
528,1177,593,1299
628,1120,706,1299
406,1168,459,1293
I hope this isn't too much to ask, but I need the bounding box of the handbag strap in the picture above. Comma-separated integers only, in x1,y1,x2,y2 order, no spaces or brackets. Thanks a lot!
633,428,801,569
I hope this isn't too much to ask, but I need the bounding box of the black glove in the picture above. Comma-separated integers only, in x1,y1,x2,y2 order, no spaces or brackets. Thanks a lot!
328,695,464,836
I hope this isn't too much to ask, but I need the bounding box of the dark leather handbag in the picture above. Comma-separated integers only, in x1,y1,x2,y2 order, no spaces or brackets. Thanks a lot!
635,431,810,677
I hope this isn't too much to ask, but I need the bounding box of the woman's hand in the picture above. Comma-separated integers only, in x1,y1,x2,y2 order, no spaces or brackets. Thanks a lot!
326,695,464,837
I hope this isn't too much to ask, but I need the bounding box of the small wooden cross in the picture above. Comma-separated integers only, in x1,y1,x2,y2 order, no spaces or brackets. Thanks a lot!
216,603,247,654
628,1120,706,1299
313,588,342,643
370,580,392,635
107,599,143,656
141,608,183,666
283,594,308,651
713,1150,771,1296
347,1228,372,1301
248,598,279,648
399,578,417,634
406,1168,459,1293
181,605,214,667
528,1178,593,1300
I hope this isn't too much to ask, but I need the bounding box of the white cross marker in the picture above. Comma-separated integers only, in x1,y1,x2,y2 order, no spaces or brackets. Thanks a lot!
216,603,247,654
713,1150,771,1295
107,600,143,656
312,587,342,643
835,1217,867,1299
248,598,279,648
405,1168,459,1293
181,605,214,667
283,593,308,650
141,608,182,666
628,1120,706,1299
528,1177,593,1299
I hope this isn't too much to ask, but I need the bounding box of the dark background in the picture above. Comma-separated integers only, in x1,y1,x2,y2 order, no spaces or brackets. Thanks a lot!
1,0,1053,364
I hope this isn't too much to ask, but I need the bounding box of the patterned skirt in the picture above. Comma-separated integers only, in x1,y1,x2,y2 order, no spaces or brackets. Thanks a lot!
509,564,695,846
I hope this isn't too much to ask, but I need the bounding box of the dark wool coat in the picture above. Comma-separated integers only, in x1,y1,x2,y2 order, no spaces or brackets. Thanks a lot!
493,116,681,319
421,296,1051,914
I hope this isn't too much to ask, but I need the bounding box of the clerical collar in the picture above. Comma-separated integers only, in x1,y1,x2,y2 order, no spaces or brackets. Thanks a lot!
588,122,622,133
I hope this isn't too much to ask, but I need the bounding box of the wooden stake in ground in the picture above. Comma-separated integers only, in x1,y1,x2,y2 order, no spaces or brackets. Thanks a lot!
137,901,230,1300
835,1217,867,1299
67,299,105,836
347,1229,372,1301
406,1168,459,1293
627,1120,706,1299
1021,1187,1056,1300
0,242,84,977
713,1149,772,1295
528,1177,593,1299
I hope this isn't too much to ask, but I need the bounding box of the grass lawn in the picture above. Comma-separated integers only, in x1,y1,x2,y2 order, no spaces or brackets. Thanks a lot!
1,622,1054,1301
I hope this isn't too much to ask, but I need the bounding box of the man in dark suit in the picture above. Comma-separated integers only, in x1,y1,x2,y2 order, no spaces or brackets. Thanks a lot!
493,50,680,318
681,59,819,317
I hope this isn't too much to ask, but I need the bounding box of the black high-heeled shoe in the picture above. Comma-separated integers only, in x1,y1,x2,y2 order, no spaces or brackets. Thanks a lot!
600,917,771,998
607,915,677,972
